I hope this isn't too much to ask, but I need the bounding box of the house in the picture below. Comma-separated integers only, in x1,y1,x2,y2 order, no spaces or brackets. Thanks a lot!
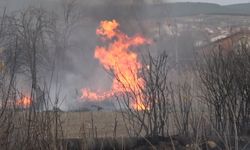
198,30,250,54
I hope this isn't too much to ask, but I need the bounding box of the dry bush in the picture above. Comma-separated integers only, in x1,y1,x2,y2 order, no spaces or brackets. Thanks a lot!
196,39,250,149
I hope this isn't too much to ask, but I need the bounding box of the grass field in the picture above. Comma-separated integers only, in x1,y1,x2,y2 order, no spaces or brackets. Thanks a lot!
60,111,128,138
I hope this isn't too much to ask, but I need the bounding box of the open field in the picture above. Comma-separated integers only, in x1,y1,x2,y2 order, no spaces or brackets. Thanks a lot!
57,111,184,139
13,110,182,139
60,111,128,138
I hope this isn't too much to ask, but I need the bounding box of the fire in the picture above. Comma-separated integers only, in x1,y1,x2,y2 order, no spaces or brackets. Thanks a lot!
81,89,115,101
16,96,32,108
81,20,151,110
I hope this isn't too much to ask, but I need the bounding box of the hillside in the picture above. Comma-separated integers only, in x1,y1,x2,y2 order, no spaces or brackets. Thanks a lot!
165,2,250,16
80,2,250,20
225,3,250,15
2,1,250,19
145,2,250,17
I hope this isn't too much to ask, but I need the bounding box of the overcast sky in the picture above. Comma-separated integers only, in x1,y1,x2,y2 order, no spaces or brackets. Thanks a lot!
168,0,250,5
1,0,250,7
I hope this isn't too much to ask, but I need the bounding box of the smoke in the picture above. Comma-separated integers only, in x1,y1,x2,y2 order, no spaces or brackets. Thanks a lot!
1,0,205,111
0,0,154,111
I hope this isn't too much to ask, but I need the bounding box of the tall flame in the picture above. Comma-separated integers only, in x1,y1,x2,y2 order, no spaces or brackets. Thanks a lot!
16,96,32,108
81,20,151,110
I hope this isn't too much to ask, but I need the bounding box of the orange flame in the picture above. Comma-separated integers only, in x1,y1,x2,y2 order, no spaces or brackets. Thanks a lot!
81,20,151,110
16,96,32,108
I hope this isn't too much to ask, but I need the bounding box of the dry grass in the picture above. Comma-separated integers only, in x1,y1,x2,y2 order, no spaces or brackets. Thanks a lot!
60,111,128,138
12,110,201,139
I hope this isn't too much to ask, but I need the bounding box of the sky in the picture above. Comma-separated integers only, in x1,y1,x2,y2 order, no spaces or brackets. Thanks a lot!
168,0,250,5
1,0,250,8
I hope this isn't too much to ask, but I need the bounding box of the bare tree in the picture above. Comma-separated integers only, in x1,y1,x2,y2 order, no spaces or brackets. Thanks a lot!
196,39,250,149
170,82,193,137
115,51,172,138
0,8,20,149
0,7,63,149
